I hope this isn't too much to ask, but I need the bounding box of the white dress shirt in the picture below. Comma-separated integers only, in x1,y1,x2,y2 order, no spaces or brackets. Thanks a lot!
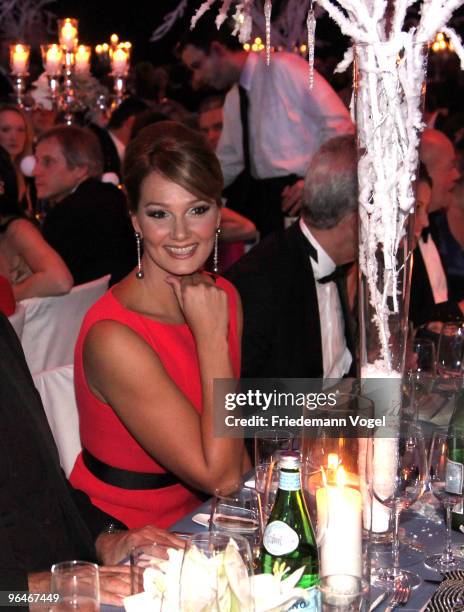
300,219,352,379
418,236,448,304
217,52,353,188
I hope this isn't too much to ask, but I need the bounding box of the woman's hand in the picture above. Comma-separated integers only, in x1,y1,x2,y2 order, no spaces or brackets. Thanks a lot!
166,274,229,344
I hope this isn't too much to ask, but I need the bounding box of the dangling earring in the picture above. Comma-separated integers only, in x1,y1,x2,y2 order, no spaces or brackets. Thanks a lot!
213,227,221,274
135,232,144,279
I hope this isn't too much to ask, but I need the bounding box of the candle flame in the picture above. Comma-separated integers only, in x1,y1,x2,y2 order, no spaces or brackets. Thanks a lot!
328,453,339,470
321,466,328,487
336,465,347,487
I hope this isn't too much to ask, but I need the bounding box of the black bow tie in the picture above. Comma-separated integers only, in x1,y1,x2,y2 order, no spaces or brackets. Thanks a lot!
421,227,431,243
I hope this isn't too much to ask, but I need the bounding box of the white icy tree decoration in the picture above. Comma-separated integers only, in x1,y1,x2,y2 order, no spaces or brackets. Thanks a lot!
0,0,56,41
312,0,464,376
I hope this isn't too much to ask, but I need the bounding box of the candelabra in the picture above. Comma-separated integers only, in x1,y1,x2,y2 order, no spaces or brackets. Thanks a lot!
13,19,132,123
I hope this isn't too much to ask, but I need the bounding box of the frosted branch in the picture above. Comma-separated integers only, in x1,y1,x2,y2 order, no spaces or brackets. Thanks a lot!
150,0,188,41
442,26,464,69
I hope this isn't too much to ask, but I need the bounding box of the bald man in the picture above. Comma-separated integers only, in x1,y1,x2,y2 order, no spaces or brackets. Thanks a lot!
410,130,464,322
420,129,461,212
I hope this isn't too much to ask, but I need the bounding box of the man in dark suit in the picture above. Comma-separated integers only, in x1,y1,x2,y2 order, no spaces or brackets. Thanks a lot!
34,125,136,285
0,313,182,601
225,135,357,379
410,166,463,326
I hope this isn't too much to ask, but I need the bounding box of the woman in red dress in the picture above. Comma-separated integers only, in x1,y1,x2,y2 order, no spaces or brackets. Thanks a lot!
70,121,249,528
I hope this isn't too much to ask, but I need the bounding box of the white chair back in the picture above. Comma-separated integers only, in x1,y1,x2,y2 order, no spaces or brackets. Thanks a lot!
20,274,110,374
7,302,26,340
33,364,81,477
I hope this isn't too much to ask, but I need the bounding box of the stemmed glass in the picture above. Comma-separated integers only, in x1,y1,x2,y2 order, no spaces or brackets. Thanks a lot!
436,323,464,388
425,428,464,572
179,532,254,611
51,561,100,611
404,337,437,424
210,486,261,561
371,423,427,589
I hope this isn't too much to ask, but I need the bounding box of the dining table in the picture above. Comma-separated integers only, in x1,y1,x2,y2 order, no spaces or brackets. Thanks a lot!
101,493,464,612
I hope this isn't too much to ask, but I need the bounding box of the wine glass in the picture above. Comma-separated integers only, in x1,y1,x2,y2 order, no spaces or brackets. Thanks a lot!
51,561,100,611
254,429,294,467
179,532,254,612
405,337,437,421
425,428,464,572
210,486,261,560
371,422,427,589
436,323,464,389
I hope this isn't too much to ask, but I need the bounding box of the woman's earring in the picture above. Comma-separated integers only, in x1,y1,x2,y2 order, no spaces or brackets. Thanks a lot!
135,232,144,279
213,227,221,274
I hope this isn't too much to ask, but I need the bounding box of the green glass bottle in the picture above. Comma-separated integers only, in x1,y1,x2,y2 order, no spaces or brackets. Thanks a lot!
449,390,464,532
261,451,319,605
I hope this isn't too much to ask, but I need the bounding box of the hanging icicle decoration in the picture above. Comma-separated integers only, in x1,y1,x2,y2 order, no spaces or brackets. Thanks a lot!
264,0,272,65
306,1,316,89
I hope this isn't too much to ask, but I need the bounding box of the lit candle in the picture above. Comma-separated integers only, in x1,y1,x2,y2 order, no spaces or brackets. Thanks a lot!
111,47,128,75
316,465,362,579
59,18,78,52
43,44,63,75
74,45,90,74
11,44,29,75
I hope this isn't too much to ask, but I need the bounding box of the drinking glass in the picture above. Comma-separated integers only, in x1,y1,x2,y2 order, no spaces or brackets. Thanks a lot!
425,428,464,572
437,322,464,382
405,337,437,421
51,561,99,611
179,532,254,612
254,429,293,467
255,459,280,525
371,423,427,589
210,486,261,560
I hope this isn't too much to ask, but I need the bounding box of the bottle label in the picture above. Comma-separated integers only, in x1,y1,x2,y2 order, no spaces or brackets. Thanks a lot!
279,470,301,491
263,520,299,555
445,458,464,495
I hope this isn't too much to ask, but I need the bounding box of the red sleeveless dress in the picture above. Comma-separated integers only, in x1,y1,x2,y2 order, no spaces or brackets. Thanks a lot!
69,276,240,529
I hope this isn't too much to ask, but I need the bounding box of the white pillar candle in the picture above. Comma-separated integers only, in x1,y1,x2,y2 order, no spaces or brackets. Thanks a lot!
112,47,128,75
316,466,362,579
60,19,78,52
75,45,90,74
45,45,63,75
11,44,29,75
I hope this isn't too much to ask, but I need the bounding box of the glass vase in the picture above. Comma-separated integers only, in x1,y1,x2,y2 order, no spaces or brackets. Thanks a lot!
354,41,429,543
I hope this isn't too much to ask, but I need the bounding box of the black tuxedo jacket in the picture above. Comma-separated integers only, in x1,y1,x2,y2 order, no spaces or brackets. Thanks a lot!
0,314,118,592
410,243,462,327
225,222,355,379
42,178,136,286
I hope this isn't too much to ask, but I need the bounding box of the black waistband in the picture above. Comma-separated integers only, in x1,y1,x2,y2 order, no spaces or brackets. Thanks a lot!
82,448,180,490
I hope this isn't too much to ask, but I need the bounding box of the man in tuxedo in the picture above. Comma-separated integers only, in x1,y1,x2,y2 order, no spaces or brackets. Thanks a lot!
0,313,182,602
409,164,463,327
225,135,357,379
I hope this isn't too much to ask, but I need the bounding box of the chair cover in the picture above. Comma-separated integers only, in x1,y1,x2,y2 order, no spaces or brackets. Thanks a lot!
7,303,26,340
20,275,110,374
32,364,81,477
